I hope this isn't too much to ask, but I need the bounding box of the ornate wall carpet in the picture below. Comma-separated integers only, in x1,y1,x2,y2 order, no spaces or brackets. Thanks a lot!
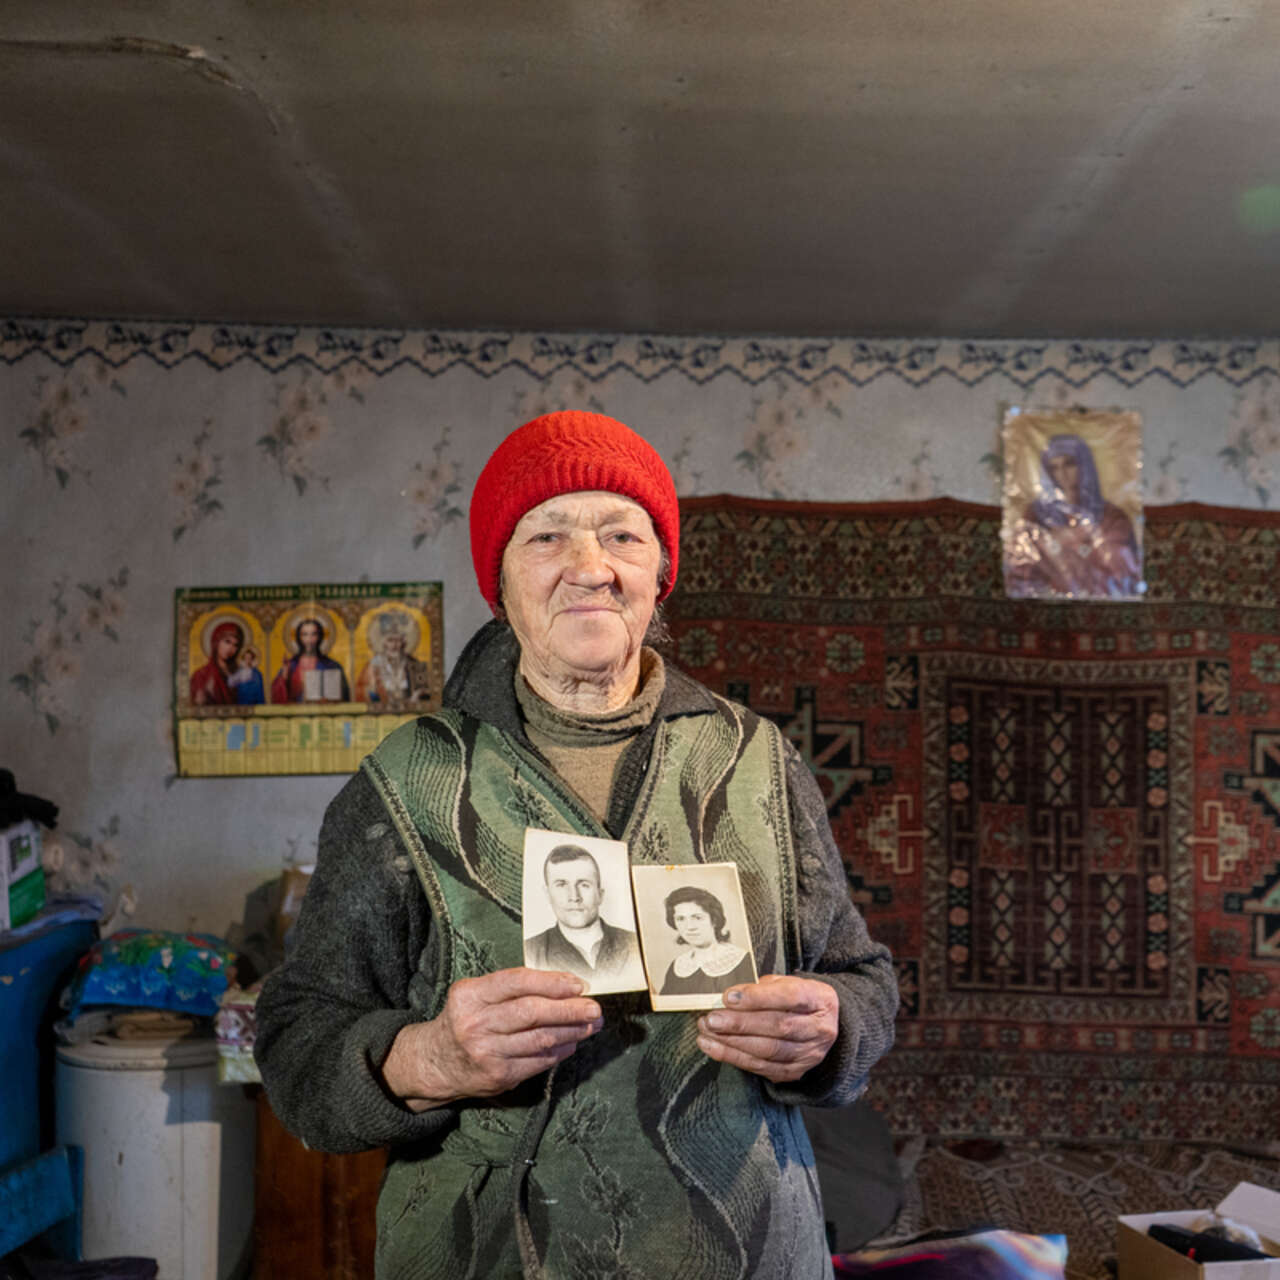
665,497,1280,1142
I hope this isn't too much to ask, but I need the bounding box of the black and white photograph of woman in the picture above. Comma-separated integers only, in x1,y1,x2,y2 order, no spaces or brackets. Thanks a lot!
632,863,758,1010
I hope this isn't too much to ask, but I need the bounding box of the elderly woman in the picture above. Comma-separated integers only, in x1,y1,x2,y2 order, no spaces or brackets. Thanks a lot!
254,411,899,1280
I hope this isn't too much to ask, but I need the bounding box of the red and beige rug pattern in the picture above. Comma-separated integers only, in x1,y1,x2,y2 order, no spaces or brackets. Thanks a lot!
666,496,1280,1144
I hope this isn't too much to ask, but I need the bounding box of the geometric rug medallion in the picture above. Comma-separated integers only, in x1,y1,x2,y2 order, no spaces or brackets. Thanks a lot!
922,656,1191,1021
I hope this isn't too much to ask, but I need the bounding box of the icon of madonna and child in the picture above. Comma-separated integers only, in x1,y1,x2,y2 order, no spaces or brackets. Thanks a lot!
1002,414,1144,601
188,619,267,707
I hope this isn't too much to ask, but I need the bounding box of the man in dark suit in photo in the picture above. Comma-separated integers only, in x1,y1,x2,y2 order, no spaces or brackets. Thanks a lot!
525,844,641,982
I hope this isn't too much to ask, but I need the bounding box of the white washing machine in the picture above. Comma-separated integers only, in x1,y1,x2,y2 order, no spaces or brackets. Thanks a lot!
55,1031,256,1279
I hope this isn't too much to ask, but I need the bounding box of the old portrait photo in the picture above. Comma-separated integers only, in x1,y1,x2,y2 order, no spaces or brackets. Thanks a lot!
521,829,646,996
631,863,758,1011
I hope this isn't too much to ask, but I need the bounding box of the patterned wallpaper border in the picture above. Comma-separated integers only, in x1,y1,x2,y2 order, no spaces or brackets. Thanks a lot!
2,317,1276,390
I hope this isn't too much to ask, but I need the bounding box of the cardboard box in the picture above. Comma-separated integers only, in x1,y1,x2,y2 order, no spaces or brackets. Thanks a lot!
1,819,46,933
1118,1182,1280,1279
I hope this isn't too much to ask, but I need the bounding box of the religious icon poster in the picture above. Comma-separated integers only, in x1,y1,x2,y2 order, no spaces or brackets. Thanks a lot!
1001,406,1145,601
174,581,443,776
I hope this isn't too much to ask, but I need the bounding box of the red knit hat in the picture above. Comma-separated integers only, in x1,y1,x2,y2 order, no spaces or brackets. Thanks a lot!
470,411,680,612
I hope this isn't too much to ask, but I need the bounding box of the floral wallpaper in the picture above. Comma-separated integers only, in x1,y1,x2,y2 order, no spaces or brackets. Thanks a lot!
1221,375,1280,505
13,569,130,735
19,360,127,488
4,317,1279,937
407,427,466,549
170,423,224,542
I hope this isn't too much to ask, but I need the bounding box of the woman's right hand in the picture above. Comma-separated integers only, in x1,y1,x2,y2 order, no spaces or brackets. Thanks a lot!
380,967,602,1111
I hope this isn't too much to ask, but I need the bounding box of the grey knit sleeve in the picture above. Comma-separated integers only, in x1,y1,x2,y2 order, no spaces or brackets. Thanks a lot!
254,769,456,1152
764,743,900,1108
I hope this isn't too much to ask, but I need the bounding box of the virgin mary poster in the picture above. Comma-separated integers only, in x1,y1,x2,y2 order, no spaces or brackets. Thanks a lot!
1001,407,1144,601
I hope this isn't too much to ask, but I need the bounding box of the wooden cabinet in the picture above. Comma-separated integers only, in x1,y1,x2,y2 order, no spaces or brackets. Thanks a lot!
253,1089,386,1280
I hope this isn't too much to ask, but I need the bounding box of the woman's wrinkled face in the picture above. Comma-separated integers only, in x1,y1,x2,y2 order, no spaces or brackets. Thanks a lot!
672,903,713,948
501,491,662,691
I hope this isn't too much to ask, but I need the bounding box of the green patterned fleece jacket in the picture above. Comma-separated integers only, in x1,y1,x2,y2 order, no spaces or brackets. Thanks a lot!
254,621,898,1279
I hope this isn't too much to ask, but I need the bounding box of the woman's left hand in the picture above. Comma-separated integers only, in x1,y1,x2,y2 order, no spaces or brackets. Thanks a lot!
695,974,839,1083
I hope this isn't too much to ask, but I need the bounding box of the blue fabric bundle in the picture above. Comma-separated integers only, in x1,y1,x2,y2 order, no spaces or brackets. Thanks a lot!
61,928,235,1020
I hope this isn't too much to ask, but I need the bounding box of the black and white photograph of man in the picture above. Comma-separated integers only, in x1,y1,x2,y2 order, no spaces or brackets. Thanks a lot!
522,828,646,995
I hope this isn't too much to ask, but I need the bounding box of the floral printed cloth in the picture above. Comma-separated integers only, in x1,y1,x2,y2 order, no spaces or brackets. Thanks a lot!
62,928,235,1020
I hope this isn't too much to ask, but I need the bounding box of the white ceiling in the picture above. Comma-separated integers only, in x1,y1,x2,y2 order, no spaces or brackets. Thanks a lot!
4,1,1279,338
